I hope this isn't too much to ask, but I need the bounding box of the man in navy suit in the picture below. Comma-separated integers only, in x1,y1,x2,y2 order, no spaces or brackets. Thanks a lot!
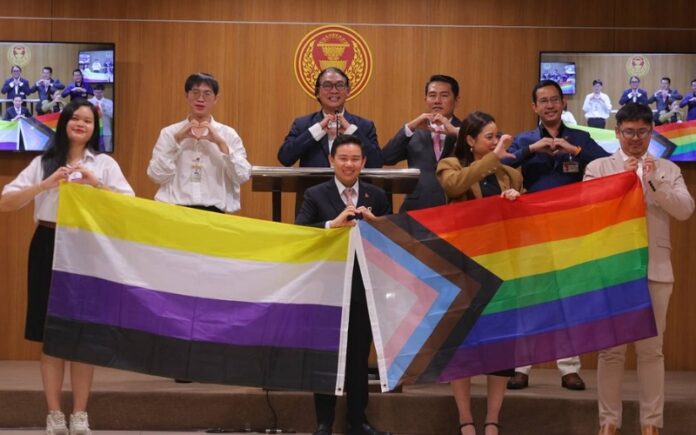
30,66,65,115
619,76,649,106
382,74,461,211
296,134,391,435
505,80,609,391
1,65,32,112
3,96,32,121
278,67,382,168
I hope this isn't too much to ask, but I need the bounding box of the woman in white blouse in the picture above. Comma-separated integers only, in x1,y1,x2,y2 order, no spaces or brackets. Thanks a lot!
0,99,134,435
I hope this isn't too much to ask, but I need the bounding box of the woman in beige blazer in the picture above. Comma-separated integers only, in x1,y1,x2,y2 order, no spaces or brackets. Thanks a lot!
436,111,522,435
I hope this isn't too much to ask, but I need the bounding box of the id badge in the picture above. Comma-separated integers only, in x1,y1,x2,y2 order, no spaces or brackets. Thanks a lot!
191,167,202,182
191,158,202,182
563,160,579,173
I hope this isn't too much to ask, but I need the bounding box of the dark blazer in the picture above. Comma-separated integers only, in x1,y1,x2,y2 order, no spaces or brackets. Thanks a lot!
31,79,65,114
278,110,382,168
295,178,389,428
619,88,649,105
1,77,31,99
382,116,461,212
296,179,390,226
505,122,609,193
3,106,31,121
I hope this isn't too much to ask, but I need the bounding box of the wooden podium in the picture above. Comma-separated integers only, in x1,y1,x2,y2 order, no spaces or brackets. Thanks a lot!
251,166,421,221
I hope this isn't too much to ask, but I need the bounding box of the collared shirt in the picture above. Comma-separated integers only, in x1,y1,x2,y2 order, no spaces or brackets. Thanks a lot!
618,148,649,184
308,109,358,152
1,149,134,223
334,177,359,204
147,116,252,213
324,177,360,228
583,92,613,119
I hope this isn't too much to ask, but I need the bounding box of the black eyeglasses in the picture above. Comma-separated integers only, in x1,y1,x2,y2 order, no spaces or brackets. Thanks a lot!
320,81,348,91
619,128,652,139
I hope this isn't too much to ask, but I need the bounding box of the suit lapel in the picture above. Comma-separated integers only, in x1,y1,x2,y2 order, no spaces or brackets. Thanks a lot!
312,111,331,162
326,181,346,217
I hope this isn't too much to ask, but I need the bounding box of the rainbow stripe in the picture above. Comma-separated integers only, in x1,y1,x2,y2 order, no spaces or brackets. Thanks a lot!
36,112,60,131
655,119,696,161
359,171,654,390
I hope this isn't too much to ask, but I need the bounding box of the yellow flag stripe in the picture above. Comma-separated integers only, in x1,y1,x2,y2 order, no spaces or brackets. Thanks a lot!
471,217,647,281
56,183,349,263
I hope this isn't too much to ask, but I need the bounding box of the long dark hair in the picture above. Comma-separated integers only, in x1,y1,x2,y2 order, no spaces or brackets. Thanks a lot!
453,111,496,167
41,99,100,179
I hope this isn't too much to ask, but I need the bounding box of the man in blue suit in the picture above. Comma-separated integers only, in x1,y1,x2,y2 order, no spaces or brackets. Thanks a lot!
3,96,32,121
505,80,609,391
619,76,649,106
1,65,32,112
295,134,391,435
278,67,382,168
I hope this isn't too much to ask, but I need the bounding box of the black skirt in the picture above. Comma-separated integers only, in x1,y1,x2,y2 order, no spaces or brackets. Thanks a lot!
25,225,55,342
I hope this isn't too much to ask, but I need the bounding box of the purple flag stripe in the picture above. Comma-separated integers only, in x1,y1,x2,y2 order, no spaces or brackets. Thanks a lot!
438,307,657,380
0,141,17,150
48,270,341,351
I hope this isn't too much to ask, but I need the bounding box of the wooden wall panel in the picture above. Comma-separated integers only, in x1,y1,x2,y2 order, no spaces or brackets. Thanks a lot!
1,1,696,373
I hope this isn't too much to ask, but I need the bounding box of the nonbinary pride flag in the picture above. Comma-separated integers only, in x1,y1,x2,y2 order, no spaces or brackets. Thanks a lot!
358,171,655,391
44,182,352,394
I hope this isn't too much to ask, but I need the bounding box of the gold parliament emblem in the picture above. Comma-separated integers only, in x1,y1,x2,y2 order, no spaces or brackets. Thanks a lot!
294,25,373,101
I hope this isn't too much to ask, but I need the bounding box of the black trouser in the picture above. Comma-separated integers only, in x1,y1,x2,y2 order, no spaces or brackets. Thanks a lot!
587,118,606,129
314,259,372,427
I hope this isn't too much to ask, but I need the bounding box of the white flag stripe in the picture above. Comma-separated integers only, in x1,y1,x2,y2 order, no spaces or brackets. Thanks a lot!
54,227,345,306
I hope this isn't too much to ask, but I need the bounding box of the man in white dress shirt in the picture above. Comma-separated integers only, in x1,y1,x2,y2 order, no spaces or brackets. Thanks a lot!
583,79,612,129
147,72,251,215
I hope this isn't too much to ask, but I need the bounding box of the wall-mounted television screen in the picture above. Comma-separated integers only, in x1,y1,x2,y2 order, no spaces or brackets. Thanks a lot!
540,61,576,95
540,52,696,162
79,49,114,83
0,41,115,153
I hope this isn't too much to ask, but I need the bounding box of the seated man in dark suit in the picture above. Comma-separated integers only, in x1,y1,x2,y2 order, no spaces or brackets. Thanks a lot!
296,134,391,435
382,74,461,211
3,96,32,121
278,67,382,169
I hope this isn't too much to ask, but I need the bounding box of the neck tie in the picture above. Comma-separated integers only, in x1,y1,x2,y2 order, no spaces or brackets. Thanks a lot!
343,187,355,207
431,126,443,160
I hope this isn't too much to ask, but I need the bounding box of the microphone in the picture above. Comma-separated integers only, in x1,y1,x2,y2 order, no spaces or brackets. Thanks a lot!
334,110,340,138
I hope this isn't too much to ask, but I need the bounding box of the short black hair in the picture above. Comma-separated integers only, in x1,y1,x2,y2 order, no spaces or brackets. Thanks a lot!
629,76,640,83
93,84,105,91
425,75,459,98
615,103,653,126
592,79,603,86
43,66,53,74
184,72,219,95
661,77,671,84
532,80,563,103
314,67,350,100
10,65,21,72
330,134,364,157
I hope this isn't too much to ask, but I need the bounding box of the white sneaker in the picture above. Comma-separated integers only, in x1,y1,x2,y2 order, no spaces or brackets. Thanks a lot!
46,410,68,435
69,411,91,435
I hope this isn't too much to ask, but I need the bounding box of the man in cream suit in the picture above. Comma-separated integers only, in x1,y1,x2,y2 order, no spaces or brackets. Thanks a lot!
584,103,694,435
